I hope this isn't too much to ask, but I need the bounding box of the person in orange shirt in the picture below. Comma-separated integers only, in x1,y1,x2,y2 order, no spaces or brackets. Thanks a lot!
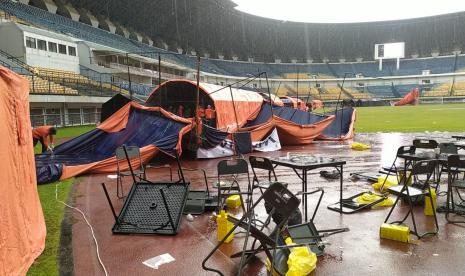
32,125,57,153
204,105,216,126
177,104,184,117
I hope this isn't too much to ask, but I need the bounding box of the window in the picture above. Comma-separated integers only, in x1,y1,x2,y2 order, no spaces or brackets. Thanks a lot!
58,44,67,54
45,108,61,126
68,46,76,56
48,42,57,53
30,108,44,127
25,36,36,49
67,108,81,126
37,39,47,51
421,79,431,85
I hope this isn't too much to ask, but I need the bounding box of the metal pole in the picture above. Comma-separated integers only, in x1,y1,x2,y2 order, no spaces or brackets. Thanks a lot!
229,85,240,129
195,55,201,141
158,54,162,86
126,53,132,100
264,72,274,117
296,66,299,102
335,73,348,112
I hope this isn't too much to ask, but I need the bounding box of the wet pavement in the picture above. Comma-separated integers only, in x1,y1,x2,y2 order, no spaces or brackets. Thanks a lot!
70,132,465,275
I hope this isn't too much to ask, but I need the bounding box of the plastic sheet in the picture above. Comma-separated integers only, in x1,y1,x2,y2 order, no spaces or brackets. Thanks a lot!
351,142,371,151
372,175,399,191
285,237,317,276
356,193,394,207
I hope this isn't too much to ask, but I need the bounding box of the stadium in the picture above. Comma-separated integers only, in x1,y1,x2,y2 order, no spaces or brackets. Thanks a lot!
1,0,465,275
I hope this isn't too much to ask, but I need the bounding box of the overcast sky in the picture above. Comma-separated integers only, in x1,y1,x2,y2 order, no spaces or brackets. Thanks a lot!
231,0,465,23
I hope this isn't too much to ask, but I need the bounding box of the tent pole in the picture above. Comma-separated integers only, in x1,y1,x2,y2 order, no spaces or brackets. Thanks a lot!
126,53,132,100
264,72,274,117
229,85,240,129
158,54,161,86
296,66,299,104
195,55,201,146
229,85,240,156
338,74,350,138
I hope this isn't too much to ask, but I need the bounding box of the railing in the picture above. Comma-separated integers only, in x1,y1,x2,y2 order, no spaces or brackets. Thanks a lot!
98,61,183,80
30,112,101,127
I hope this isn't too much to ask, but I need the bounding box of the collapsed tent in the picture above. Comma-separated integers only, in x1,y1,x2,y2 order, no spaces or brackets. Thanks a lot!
0,66,46,275
146,80,264,131
100,93,133,122
241,104,337,145
280,96,308,111
394,88,420,106
36,102,193,183
317,107,356,141
197,125,281,158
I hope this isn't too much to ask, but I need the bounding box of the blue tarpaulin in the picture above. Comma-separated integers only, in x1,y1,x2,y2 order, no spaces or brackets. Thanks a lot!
35,105,191,184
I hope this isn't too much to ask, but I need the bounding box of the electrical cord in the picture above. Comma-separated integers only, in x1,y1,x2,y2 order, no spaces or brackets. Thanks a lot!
55,183,108,276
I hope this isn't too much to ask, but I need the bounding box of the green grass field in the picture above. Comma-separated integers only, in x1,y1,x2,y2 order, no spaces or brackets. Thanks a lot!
28,179,74,276
355,103,465,132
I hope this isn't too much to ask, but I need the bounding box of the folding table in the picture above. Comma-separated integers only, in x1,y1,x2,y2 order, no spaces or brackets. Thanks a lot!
270,155,346,219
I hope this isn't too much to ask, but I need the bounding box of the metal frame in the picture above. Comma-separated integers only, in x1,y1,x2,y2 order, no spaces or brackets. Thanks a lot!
249,155,278,193
270,156,346,218
202,182,299,276
446,154,465,223
216,158,252,213
384,160,439,239
115,145,146,198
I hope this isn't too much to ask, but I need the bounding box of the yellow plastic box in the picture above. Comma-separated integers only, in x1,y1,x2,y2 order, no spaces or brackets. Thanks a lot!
216,210,234,243
424,189,437,216
380,223,410,243
226,195,241,209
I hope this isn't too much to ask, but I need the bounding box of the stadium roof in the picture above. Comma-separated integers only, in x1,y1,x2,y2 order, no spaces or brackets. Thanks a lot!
65,0,465,62
231,0,465,23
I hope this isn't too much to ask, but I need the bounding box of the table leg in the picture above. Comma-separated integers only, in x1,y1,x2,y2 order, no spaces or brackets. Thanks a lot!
303,169,308,222
340,165,343,214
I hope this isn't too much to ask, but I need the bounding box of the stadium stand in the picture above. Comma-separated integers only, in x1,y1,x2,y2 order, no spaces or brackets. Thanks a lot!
1,0,465,104
2,0,465,81
424,83,451,97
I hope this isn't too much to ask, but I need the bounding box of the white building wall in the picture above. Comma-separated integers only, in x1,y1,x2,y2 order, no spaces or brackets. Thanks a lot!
23,31,80,72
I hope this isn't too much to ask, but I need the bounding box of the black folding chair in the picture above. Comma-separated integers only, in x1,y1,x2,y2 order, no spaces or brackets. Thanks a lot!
437,143,459,183
215,158,251,213
446,155,465,223
379,145,416,191
181,167,218,214
115,145,145,198
249,156,278,193
384,160,439,239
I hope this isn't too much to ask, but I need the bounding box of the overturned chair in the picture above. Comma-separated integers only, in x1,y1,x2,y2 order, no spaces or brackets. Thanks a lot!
202,182,348,276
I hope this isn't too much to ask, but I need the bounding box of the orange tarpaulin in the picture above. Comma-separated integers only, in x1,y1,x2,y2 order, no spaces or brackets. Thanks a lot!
146,80,264,131
273,115,335,145
59,102,193,180
394,88,420,106
0,66,46,275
